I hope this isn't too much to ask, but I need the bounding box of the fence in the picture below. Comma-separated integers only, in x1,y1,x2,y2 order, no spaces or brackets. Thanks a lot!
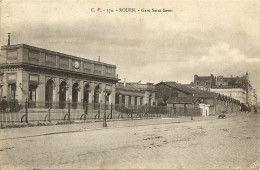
0,99,203,123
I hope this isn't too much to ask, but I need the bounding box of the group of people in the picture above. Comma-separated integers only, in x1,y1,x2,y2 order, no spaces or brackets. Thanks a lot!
0,96,8,112
0,97,21,113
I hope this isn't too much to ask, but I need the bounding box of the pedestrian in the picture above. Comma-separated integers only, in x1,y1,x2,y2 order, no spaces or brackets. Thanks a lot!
1,96,8,112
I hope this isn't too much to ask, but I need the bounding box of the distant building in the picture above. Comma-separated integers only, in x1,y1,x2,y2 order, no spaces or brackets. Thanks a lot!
115,81,155,107
190,73,257,108
248,85,257,109
193,74,215,91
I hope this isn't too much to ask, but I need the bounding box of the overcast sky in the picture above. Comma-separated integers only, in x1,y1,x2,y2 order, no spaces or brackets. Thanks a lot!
0,0,259,96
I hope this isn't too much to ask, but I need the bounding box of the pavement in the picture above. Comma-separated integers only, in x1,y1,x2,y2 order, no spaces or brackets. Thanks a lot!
0,114,224,140
0,112,258,169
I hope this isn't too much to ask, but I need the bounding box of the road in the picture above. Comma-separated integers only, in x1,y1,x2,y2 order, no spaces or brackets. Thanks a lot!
0,113,259,169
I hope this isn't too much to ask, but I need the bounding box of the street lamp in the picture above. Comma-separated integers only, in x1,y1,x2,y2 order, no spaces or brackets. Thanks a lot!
103,89,111,127
19,82,23,90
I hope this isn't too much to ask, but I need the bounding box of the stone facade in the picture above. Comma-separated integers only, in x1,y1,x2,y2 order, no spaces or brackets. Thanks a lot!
193,74,215,91
0,44,118,108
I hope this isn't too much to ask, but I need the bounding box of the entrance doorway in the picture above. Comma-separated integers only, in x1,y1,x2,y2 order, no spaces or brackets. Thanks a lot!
72,83,79,109
8,84,16,100
8,84,17,112
29,84,37,108
94,85,100,110
83,84,90,107
59,81,67,109
45,79,54,108
149,94,152,106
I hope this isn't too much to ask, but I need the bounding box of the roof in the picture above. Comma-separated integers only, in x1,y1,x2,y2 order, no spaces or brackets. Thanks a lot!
167,97,201,104
117,82,155,92
195,76,211,81
156,81,197,94
156,81,219,98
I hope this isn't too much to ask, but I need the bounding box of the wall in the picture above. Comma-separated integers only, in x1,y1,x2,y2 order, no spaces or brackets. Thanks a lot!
155,84,188,103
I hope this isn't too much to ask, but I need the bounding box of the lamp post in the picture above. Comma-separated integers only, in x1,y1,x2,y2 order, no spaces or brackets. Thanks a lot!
103,89,111,127
191,103,194,120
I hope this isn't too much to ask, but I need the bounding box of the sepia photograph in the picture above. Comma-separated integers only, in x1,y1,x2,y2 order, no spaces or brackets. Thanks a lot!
0,0,259,169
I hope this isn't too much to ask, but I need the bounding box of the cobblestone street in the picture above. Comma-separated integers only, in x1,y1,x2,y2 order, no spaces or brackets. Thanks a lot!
0,113,259,169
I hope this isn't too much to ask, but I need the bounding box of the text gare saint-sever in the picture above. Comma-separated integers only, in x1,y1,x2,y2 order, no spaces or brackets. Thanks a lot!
120,8,173,12
91,8,173,13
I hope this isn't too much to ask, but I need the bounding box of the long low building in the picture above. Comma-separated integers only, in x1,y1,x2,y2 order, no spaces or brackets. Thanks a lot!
0,44,118,109
155,81,240,115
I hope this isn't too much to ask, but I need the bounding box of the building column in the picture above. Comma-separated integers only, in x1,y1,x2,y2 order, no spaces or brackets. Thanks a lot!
125,96,129,107
67,79,72,102
2,72,8,99
78,81,84,104
109,84,116,105
119,94,122,105
16,71,24,102
131,96,135,106
99,83,105,105
137,97,140,105
53,77,59,104
17,71,29,103
89,82,95,104
144,92,149,105
36,75,45,107
151,93,155,105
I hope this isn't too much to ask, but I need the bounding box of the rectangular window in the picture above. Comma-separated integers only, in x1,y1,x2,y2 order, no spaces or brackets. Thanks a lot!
59,57,69,68
29,74,39,83
83,62,92,72
46,55,56,66
7,73,17,82
29,51,40,62
7,50,18,60
94,65,102,74
105,67,112,76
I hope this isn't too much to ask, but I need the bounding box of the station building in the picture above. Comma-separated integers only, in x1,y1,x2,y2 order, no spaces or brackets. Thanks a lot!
0,44,118,108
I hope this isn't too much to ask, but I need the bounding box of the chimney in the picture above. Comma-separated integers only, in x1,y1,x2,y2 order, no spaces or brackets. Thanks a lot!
98,56,100,62
7,33,11,46
124,78,126,86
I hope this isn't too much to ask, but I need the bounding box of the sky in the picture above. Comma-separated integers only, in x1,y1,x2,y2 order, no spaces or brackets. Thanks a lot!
0,0,259,97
